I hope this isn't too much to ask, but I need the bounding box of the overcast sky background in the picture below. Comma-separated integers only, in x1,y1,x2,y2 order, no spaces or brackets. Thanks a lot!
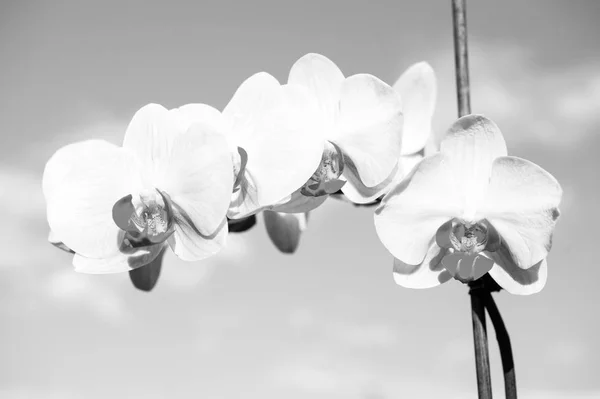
1,1,599,398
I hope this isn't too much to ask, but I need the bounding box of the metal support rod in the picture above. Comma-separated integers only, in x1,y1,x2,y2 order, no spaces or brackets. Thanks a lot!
452,0,471,117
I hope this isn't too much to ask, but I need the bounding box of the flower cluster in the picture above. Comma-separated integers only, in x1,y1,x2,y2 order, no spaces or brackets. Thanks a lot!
43,53,562,294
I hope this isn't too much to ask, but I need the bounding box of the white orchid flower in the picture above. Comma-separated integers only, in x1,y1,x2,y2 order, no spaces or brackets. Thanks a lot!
43,104,234,273
341,61,438,203
178,72,324,220
374,114,562,295
264,60,436,254
268,53,404,214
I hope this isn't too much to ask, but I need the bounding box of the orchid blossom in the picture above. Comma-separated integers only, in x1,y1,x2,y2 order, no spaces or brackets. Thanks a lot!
267,53,404,214
264,59,435,254
341,61,438,203
213,72,324,219
43,104,234,273
374,114,562,295
262,53,403,253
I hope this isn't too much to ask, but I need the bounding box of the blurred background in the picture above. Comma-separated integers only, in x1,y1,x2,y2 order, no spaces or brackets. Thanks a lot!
1,0,598,398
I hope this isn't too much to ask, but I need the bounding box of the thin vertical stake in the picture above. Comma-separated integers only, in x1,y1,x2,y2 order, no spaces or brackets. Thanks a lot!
452,0,471,117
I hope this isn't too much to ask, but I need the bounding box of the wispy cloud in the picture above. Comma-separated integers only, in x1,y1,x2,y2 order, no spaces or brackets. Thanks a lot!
430,42,600,148
46,269,126,324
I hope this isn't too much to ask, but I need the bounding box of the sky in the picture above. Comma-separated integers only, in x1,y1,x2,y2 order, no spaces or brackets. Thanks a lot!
1,0,599,398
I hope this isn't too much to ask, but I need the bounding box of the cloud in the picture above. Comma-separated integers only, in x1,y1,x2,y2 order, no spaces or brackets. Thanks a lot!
46,269,126,324
430,42,600,148
0,388,77,399
324,322,398,348
269,352,381,396
286,306,399,349
543,340,587,367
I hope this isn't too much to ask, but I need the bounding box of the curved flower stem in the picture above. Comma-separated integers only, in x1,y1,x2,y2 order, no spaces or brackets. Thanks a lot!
469,281,493,399
484,291,518,399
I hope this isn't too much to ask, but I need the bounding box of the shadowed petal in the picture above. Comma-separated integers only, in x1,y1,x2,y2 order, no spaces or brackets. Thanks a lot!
374,153,461,265
441,253,494,283
488,257,548,295
341,159,399,204
479,156,562,269
393,241,451,289
168,216,228,261
263,211,308,254
44,140,139,259
129,248,166,292
332,74,403,187
227,215,257,233
393,62,437,155
48,231,75,254
268,189,328,213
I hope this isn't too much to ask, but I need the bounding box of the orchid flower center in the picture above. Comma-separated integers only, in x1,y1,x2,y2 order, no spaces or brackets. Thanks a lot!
436,218,501,283
449,222,488,255
300,141,346,197
112,189,175,249
130,190,170,237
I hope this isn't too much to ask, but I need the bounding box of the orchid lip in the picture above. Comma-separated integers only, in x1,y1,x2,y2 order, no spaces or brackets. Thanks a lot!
436,218,501,254
112,189,175,250
435,218,501,283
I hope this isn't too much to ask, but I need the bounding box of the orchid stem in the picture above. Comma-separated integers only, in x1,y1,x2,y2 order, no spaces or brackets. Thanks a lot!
452,0,471,117
484,291,518,399
469,282,493,399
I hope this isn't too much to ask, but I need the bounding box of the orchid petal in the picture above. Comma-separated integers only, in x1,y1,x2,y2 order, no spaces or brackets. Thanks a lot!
263,211,308,254
441,253,495,283
129,248,166,291
171,103,230,136
48,231,75,254
399,153,424,177
393,62,437,155
44,140,139,259
374,153,461,265
224,73,324,216
392,241,451,289
268,189,328,213
161,122,234,237
73,242,164,274
440,115,507,219
122,103,178,183
168,217,227,261
478,156,562,269
341,159,399,204
488,257,548,295
228,170,260,218
288,53,344,121
331,74,403,187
